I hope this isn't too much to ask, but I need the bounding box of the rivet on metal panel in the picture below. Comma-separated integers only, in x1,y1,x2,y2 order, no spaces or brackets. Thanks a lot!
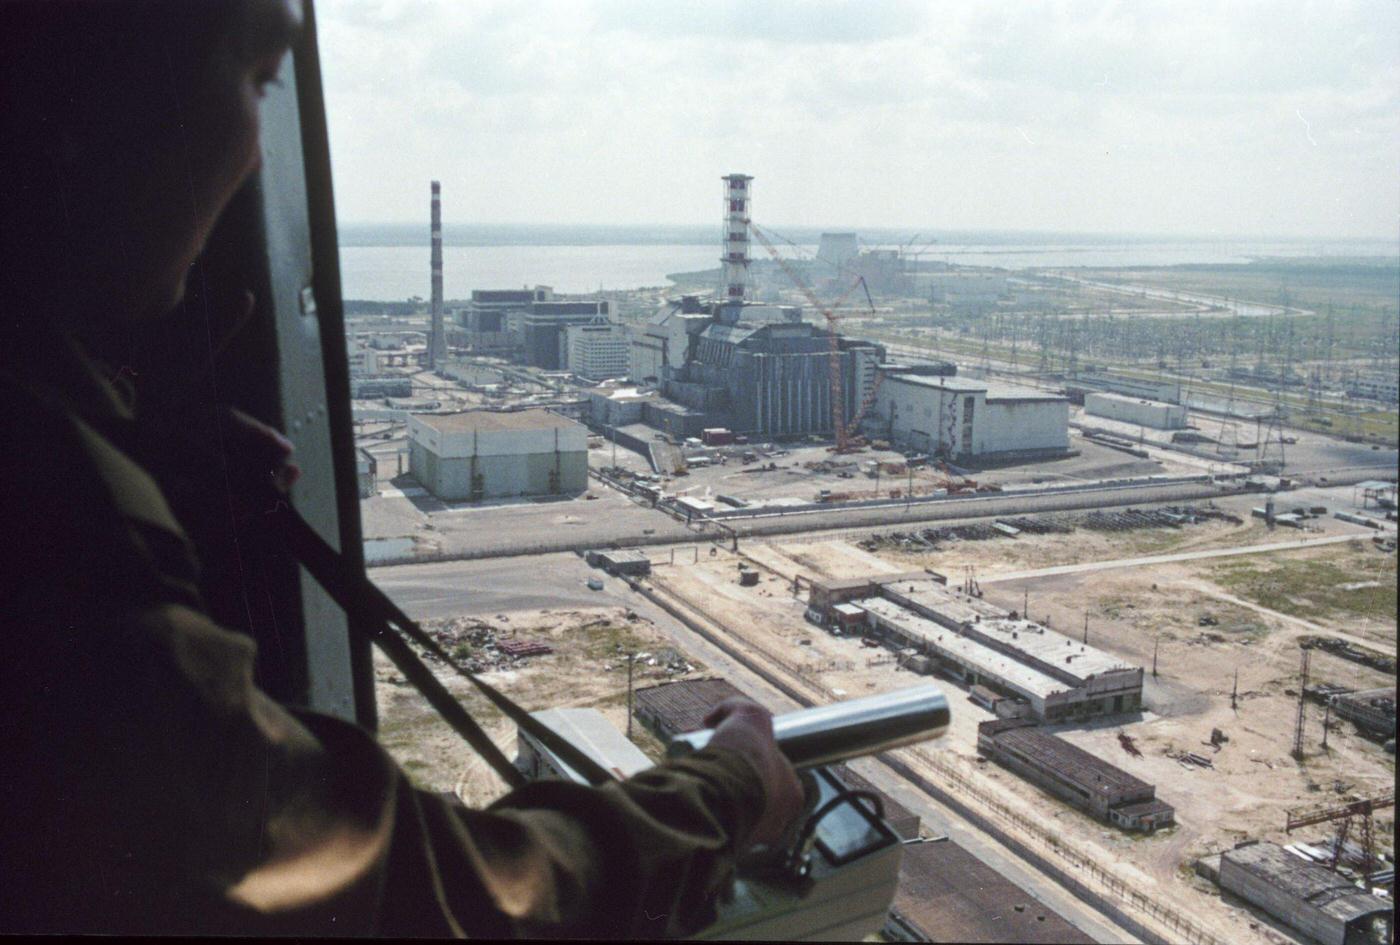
299,285,318,319
292,420,303,431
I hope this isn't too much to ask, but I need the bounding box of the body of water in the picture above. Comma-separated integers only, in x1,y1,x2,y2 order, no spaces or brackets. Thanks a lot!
337,231,1395,301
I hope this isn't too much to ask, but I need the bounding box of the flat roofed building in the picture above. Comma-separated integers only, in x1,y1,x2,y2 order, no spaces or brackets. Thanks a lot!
832,575,1142,721
889,840,1093,944
565,321,630,380
584,548,651,576
1084,392,1189,430
515,708,653,784
865,372,1069,461
407,408,587,501
524,300,613,370
633,678,745,741
1218,841,1391,945
977,720,1174,832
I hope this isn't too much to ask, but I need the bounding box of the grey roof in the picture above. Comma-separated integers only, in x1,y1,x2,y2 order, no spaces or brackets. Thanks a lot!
986,723,1153,799
699,323,760,346
412,408,579,433
884,372,1066,402
526,708,653,781
1222,842,1392,924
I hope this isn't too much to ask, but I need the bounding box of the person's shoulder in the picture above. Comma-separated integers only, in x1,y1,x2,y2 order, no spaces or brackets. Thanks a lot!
0,368,183,535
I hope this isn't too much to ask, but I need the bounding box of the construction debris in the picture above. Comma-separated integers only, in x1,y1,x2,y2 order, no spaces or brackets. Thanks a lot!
421,617,552,672
1118,732,1143,758
1300,635,1396,674
856,505,1238,553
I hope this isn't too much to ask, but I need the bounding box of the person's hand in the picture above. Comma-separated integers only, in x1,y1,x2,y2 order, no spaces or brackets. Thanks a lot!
704,698,803,847
218,407,301,504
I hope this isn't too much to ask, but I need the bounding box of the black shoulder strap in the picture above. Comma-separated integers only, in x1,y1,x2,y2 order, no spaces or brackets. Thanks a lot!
271,504,617,790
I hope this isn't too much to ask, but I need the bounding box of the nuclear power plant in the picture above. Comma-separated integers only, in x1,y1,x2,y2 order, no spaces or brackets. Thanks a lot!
344,164,1398,945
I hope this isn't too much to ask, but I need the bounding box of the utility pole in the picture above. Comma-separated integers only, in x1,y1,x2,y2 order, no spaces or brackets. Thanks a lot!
1292,646,1311,760
906,463,913,509
1152,636,1159,678
1231,668,1238,711
1083,614,1089,645
1023,587,1029,620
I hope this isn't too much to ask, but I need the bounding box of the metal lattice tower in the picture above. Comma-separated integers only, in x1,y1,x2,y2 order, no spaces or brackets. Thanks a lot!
1292,645,1311,760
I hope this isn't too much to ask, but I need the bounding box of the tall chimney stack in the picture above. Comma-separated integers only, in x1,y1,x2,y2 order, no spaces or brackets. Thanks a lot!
429,180,446,368
721,173,753,309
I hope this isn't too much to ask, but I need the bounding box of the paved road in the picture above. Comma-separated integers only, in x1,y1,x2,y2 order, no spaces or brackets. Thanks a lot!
370,553,611,618
979,532,1366,584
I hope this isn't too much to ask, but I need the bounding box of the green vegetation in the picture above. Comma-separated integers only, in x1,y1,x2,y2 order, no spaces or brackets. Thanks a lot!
1212,549,1398,624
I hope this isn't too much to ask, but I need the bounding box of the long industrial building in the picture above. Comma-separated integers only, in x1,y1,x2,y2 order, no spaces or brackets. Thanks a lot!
977,719,1175,832
1212,841,1391,945
808,573,1143,721
407,408,587,501
864,370,1070,462
1084,392,1188,430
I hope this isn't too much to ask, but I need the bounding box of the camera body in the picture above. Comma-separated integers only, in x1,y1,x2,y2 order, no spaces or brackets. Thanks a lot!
697,765,904,941
668,685,950,940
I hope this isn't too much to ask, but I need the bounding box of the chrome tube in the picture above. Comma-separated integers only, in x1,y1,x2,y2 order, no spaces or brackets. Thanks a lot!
667,684,950,769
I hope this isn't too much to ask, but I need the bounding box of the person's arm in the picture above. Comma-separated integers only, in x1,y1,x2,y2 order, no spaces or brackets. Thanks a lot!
0,384,798,937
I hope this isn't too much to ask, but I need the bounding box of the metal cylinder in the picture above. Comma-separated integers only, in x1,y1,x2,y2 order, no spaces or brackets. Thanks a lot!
667,684,949,769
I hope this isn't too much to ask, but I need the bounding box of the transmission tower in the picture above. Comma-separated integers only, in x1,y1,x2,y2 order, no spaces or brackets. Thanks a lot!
1292,645,1311,760
1214,314,1248,460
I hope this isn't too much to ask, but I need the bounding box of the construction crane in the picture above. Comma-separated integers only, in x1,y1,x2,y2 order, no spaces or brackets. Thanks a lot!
1285,791,1395,878
747,219,883,452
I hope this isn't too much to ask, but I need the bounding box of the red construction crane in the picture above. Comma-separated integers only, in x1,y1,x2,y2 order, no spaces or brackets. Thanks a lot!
747,220,883,452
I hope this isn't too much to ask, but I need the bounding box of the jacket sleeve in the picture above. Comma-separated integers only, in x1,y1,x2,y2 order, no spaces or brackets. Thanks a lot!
0,378,769,937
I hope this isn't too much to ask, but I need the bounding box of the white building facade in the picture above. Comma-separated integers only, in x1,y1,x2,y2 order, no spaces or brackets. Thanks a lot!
408,409,588,501
565,321,630,380
865,373,1069,460
1084,392,1189,429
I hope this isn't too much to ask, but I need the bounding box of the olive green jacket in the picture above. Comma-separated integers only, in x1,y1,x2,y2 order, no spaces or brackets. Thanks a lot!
0,333,764,937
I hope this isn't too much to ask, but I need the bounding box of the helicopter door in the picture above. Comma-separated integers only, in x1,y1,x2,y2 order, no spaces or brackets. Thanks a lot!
181,1,373,727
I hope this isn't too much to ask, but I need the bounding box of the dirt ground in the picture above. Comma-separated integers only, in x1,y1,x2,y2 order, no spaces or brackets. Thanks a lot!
647,526,1396,945
374,606,706,805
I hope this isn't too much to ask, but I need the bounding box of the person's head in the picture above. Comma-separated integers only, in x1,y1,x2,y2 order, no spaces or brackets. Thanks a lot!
0,0,302,328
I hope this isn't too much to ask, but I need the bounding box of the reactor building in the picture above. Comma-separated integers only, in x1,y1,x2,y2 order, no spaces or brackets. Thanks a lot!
614,172,1068,460
622,175,887,438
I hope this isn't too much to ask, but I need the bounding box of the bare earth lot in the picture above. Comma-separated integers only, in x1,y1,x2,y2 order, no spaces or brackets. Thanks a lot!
644,513,1395,945
375,606,706,805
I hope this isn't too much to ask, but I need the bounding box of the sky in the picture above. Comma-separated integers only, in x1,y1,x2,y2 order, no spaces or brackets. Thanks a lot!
317,0,1400,240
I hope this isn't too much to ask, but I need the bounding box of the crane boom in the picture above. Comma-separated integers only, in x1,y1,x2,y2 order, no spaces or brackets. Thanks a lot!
747,220,851,449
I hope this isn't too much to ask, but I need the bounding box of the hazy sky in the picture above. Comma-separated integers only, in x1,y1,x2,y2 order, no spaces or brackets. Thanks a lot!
319,0,1399,239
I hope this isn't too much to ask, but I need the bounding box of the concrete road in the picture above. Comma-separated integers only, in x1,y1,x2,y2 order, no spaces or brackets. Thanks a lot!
371,552,612,618
978,532,1367,585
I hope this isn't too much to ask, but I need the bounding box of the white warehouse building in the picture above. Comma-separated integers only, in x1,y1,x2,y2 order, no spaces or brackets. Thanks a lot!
1084,392,1188,430
864,372,1069,462
408,409,588,501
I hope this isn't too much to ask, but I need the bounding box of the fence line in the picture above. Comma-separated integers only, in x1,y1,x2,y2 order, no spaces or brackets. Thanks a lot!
900,745,1230,945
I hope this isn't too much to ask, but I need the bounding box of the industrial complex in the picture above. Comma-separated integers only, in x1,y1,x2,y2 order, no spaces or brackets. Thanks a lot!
352,172,1395,945
807,572,1143,721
